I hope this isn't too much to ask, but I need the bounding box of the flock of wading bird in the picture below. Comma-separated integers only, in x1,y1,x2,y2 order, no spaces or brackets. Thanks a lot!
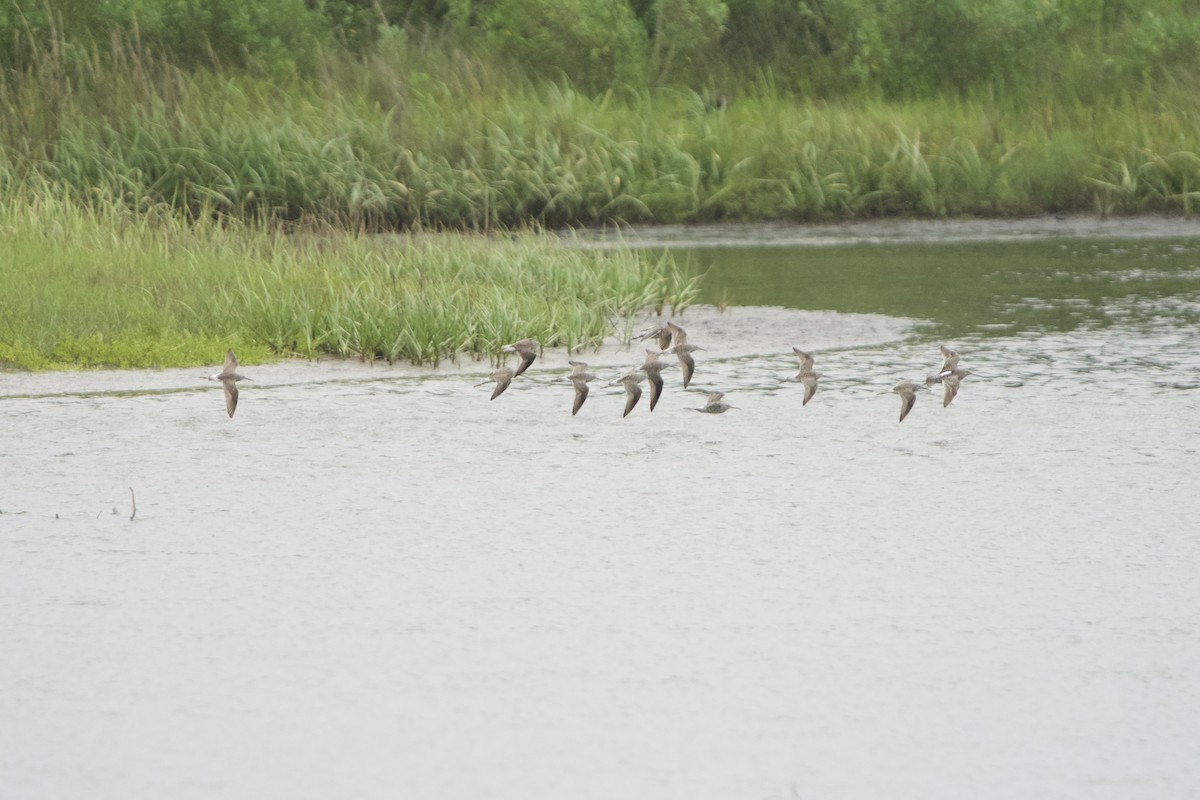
203,321,975,421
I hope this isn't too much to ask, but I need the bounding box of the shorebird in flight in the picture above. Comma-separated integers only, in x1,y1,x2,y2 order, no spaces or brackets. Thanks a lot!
928,368,977,407
476,367,515,400
640,349,670,411
634,324,673,351
925,344,977,408
203,349,251,418
891,380,926,423
610,372,645,418
665,322,703,388
566,361,600,415
692,391,736,413
502,339,540,377
786,347,821,406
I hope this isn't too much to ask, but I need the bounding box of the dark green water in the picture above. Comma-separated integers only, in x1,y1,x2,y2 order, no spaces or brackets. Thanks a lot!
681,239,1200,339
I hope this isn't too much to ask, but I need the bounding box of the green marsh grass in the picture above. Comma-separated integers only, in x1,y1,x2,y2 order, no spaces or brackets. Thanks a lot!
0,196,698,370
6,38,1200,228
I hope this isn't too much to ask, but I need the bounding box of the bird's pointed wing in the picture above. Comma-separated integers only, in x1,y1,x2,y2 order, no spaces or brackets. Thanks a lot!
943,375,961,407
939,345,960,372
667,321,688,346
678,352,695,387
572,381,589,415
514,350,536,377
222,349,238,376
801,374,818,405
647,372,663,411
793,347,814,372
223,379,239,417
491,371,513,399
899,391,916,422
622,382,642,417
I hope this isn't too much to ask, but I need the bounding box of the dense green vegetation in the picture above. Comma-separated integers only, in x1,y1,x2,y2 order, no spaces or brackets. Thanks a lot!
3,1,1199,369
2,0,1200,229
0,194,697,369
6,1,1200,97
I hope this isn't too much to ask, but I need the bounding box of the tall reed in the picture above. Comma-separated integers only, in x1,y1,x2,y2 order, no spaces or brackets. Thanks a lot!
4,35,1200,229
0,194,698,369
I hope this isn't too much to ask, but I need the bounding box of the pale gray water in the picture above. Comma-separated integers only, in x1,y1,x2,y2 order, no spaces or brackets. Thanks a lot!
3,225,1200,799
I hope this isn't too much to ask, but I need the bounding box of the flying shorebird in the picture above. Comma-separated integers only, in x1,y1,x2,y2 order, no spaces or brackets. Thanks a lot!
202,348,251,418
692,390,736,414
640,349,670,411
926,340,978,407
476,367,515,400
634,324,673,351
785,347,822,405
502,338,540,377
665,321,703,388
891,380,927,423
610,372,645,418
926,364,974,395
566,361,600,415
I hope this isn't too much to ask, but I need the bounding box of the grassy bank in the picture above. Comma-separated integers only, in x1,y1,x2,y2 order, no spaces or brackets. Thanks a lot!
4,32,1200,229
0,196,697,370
7,4,1197,373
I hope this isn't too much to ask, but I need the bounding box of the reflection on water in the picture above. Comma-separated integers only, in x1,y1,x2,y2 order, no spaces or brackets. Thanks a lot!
3,222,1200,800
678,239,1200,341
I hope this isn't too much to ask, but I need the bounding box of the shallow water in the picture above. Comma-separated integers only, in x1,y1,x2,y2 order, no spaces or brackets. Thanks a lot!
4,219,1200,799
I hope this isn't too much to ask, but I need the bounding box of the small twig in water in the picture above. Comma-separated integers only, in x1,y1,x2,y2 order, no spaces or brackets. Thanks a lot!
129,487,137,522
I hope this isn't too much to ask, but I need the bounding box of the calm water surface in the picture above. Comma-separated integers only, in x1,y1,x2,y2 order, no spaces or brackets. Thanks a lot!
3,218,1200,799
